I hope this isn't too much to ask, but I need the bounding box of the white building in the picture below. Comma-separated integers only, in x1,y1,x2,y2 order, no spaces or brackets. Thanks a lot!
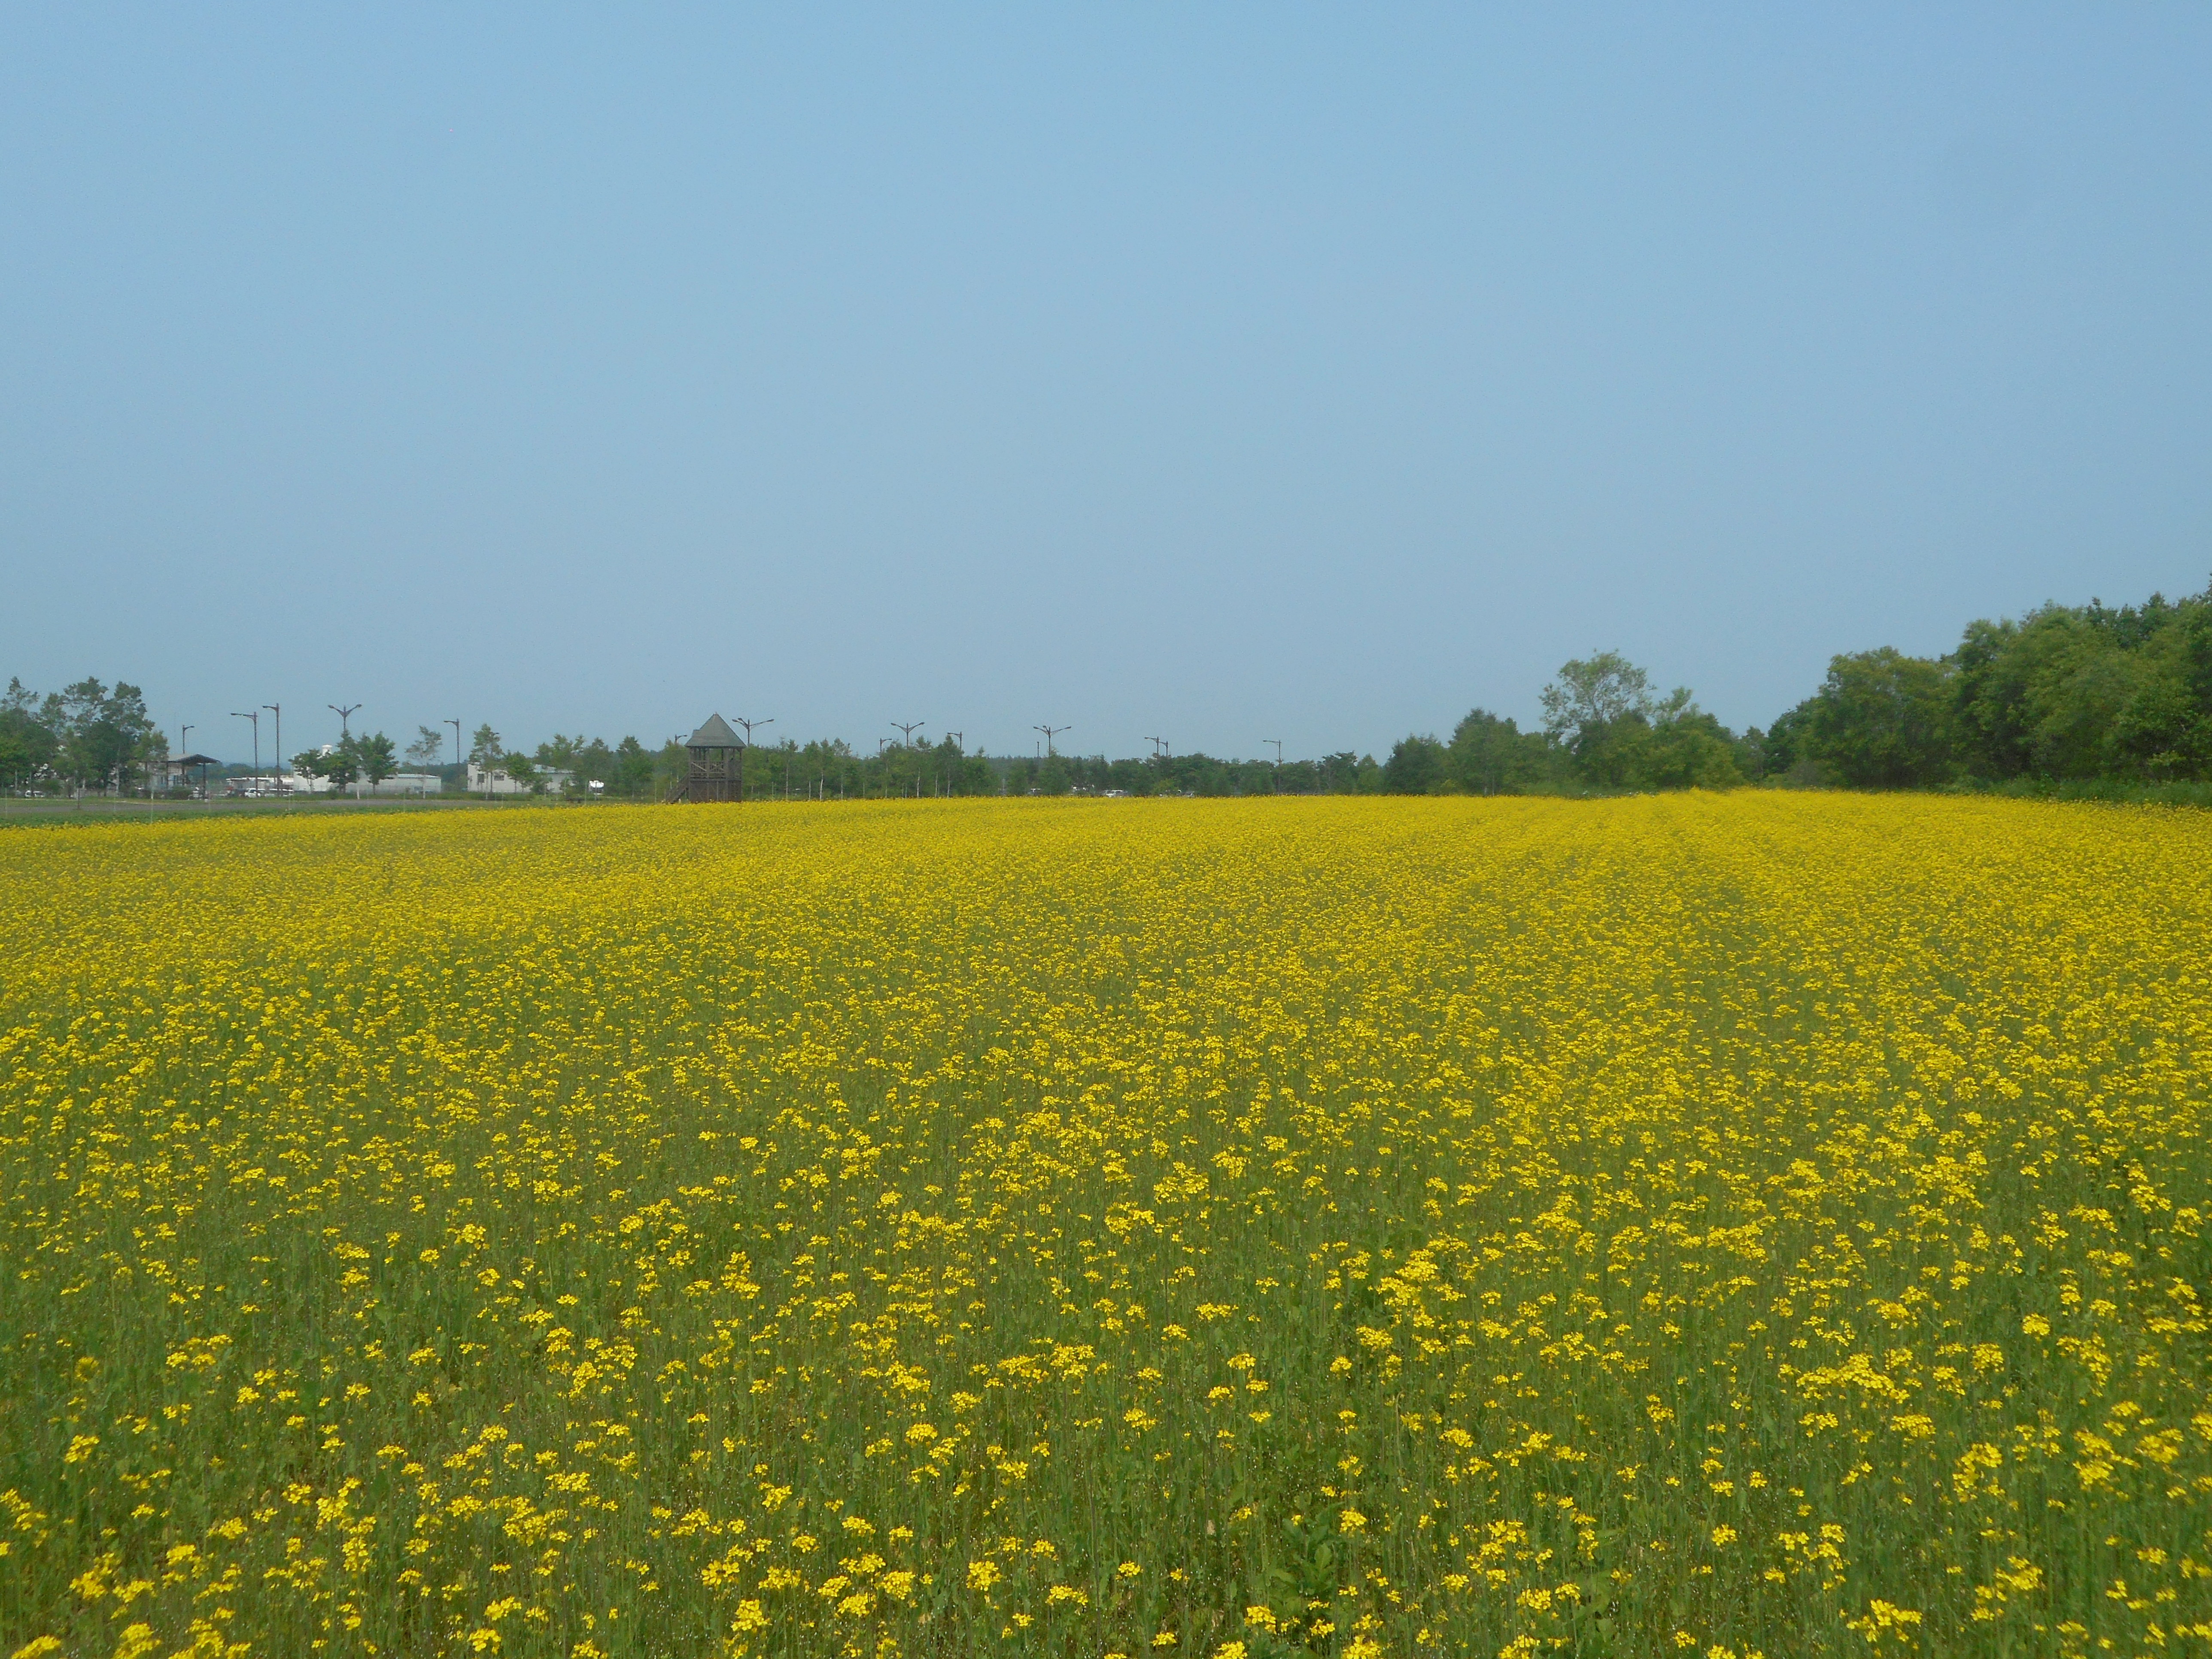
284,746,448,796
222,768,445,798
366,772,444,797
466,762,575,796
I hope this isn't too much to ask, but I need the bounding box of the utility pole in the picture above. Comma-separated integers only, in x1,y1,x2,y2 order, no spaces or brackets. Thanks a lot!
733,717,773,802
264,704,283,795
946,732,963,798
231,711,261,792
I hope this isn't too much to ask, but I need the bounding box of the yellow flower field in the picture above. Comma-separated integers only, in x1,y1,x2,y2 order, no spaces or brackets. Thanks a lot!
1,794,2208,1658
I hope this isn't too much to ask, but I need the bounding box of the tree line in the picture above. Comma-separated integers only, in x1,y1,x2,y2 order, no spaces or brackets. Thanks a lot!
1760,578,2212,790
9,575,2209,801
1380,574,2212,796
0,678,161,793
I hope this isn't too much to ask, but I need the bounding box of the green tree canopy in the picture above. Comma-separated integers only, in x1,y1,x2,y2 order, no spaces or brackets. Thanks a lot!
1446,710,1546,795
1540,652,1654,788
1799,648,1953,788
0,678,61,787
1382,734,1447,794
353,732,398,785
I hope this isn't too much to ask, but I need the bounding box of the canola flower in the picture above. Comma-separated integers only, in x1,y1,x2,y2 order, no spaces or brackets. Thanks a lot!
0,793,2208,1658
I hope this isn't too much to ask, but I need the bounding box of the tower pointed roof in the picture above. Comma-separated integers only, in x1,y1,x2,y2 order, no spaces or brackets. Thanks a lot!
686,713,744,748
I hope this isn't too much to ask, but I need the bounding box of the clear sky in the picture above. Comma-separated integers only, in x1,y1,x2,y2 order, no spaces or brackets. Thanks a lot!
4,7,2208,764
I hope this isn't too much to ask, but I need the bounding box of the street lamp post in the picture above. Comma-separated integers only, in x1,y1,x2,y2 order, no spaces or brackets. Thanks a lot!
733,717,773,801
890,723,925,800
1030,725,1070,796
264,704,283,796
231,711,261,793
447,720,462,795
328,706,362,796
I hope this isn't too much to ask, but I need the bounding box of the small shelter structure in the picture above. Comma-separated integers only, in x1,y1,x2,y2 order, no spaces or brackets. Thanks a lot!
171,753,222,798
672,713,744,802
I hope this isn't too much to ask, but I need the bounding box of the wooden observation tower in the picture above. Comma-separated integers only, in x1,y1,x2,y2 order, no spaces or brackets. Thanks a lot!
673,713,744,802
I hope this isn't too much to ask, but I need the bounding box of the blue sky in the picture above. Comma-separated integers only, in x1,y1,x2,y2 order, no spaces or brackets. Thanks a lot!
3,7,2208,762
